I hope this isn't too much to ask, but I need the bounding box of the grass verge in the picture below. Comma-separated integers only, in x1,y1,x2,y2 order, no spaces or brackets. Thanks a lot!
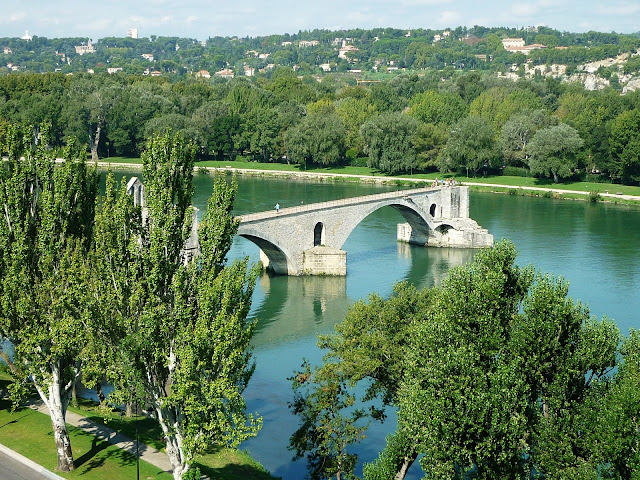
0,396,171,479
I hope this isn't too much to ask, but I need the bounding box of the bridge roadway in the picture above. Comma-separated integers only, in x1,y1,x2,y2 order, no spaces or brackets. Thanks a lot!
236,185,493,276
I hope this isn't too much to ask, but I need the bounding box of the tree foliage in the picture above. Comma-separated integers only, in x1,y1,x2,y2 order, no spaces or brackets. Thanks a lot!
360,111,418,174
95,132,262,479
285,113,346,166
290,240,624,480
527,123,584,182
0,123,98,472
444,115,498,176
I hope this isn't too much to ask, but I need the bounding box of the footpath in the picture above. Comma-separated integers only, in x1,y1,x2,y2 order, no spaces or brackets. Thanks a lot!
0,397,172,479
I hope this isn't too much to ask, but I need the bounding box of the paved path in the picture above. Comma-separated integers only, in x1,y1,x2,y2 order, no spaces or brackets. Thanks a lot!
28,401,173,473
459,181,640,202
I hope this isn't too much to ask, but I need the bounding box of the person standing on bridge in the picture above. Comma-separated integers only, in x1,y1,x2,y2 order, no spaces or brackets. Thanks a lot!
275,202,280,213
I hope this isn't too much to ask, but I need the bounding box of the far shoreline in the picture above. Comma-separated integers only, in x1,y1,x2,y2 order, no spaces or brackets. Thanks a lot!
95,160,640,206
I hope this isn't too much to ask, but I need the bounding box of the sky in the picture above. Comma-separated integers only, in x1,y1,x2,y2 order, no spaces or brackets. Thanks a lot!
1,0,639,41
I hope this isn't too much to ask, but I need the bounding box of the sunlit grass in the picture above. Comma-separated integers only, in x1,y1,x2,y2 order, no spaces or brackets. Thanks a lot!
0,396,171,480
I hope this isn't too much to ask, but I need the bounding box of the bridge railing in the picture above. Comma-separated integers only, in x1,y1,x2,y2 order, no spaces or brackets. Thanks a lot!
237,185,450,222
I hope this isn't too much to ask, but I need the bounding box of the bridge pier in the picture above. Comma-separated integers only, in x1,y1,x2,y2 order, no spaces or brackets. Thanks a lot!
397,221,493,248
302,247,346,276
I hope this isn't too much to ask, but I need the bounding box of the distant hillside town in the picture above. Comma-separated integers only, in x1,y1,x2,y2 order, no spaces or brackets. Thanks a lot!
1,25,640,92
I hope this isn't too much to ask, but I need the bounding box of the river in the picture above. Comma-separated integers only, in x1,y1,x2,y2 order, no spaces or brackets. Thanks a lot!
116,170,640,478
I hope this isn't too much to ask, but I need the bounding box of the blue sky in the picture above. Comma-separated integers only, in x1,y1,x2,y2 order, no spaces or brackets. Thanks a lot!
1,0,639,40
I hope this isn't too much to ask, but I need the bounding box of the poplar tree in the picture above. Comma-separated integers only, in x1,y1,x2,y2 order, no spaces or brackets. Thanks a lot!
96,132,261,480
0,123,98,472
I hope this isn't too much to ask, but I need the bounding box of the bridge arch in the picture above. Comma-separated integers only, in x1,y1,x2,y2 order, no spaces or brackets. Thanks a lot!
238,231,298,275
236,186,493,276
329,198,436,250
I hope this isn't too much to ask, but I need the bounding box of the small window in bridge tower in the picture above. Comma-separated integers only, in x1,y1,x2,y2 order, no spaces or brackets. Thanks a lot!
314,222,324,246
430,204,437,217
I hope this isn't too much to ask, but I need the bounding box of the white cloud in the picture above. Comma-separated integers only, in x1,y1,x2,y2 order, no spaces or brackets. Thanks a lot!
511,3,540,16
438,10,461,25
0,11,27,24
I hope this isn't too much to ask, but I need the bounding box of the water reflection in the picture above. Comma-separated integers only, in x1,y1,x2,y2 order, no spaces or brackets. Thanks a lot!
250,273,347,349
398,242,475,288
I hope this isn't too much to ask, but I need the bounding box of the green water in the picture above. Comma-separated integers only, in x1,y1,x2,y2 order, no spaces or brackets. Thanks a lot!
107,170,640,479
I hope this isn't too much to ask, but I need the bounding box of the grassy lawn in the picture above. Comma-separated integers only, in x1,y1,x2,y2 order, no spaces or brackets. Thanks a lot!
68,398,276,480
0,390,171,479
0,375,276,480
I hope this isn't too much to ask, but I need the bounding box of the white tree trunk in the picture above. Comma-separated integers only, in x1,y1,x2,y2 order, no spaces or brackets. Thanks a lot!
35,363,75,472
89,124,101,163
395,453,417,480
155,401,188,480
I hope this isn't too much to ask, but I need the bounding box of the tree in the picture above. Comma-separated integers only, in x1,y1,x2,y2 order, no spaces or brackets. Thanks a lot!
408,90,467,126
412,122,448,171
61,77,112,161
609,108,640,184
290,282,430,480
335,96,377,156
360,112,418,174
285,113,346,166
97,133,262,479
527,123,584,182
289,360,367,480
290,240,620,480
0,123,99,472
499,109,555,167
444,116,498,176
584,330,640,479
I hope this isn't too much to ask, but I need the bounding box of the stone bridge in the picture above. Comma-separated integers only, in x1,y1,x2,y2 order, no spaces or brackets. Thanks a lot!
237,185,493,276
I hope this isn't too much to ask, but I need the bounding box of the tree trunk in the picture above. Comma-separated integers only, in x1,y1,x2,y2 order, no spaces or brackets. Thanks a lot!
96,383,106,404
156,405,188,480
395,452,418,480
90,125,101,163
37,365,76,472
72,382,78,408
126,402,133,417
51,411,75,472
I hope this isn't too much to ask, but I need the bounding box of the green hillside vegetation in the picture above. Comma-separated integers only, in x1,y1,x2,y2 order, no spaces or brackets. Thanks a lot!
1,25,640,186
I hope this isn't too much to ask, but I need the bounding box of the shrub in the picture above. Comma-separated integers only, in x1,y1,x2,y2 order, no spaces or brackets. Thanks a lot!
589,191,602,202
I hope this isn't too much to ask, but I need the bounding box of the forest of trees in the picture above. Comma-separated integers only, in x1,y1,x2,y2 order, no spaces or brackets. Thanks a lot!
1,66,640,184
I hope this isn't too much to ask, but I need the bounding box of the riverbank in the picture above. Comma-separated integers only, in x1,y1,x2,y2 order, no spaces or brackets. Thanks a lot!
98,158,640,206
